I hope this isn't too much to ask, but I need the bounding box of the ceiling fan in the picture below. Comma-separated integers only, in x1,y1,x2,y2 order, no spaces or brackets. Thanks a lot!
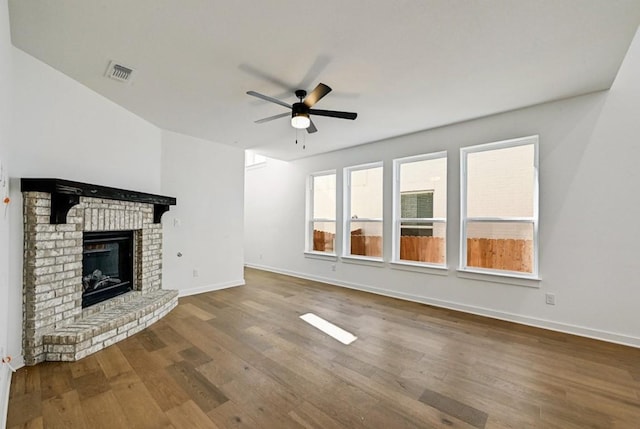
246,83,357,133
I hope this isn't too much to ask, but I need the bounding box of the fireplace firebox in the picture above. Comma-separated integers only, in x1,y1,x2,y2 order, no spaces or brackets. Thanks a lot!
82,230,134,308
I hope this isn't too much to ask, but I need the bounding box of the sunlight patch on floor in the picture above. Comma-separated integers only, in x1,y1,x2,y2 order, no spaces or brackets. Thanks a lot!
299,313,357,345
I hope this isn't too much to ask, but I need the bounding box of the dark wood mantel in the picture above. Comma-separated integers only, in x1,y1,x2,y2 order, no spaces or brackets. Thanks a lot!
21,178,176,224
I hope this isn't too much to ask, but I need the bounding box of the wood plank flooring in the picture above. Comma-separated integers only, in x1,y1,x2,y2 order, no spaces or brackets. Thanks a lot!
7,267,640,428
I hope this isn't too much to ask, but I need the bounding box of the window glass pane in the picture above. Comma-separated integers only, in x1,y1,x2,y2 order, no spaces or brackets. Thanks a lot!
399,221,445,264
312,221,335,253
350,221,382,257
400,157,447,218
400,220,433,237
350,167,383,219
467,144,534,218
466,221,533,273
245,150,266,167
313,174,336,219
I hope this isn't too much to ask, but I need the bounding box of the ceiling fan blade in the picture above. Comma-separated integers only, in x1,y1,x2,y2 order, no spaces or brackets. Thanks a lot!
309,109,357,120
306,119,318,134
297,56,331,92
255,112,290,124
304,83,332,107
246,91,291,109
239,64,293,91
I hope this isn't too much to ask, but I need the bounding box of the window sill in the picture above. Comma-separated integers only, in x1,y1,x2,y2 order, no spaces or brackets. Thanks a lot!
390,261,449,276
304,251,338,262
341,255,385,267
456,268,541,288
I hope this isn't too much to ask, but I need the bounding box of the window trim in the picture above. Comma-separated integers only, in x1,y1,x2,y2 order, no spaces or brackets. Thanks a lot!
392,151,447,268
306,170,337,256
459,135,539,279
343,161,384,261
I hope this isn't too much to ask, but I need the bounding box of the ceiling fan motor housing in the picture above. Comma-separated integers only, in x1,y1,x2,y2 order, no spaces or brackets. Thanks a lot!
292,102,309,117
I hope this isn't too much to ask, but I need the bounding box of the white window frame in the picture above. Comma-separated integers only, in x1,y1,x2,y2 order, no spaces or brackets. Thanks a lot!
343,162,384,261
459,135,539,280
392,151,447,268
306,170,337,256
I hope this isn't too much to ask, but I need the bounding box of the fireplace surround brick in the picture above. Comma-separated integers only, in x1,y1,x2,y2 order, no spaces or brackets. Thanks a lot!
22,189,177,365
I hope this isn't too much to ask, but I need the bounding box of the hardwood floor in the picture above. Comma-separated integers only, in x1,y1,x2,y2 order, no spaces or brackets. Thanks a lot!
7,267,640,428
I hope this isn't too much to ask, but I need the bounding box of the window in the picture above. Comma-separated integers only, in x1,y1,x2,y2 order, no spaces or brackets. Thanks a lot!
344,163,383,259
245,150,266,168
307,172,336,254
460,136,538,277
393,152,447,266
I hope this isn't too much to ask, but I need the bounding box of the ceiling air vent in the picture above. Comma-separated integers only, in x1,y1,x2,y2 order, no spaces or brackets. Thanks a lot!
105,61,135,83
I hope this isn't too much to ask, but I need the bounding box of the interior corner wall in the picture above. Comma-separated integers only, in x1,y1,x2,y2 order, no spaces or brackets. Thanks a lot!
160,130,245,296
1,0,14,425
6,47,164,369
244,28,640,347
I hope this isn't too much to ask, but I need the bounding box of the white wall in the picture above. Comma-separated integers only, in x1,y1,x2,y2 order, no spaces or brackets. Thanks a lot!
245,28,640,348
6,48,164,368
245,158,304,264
1,0,13,424
161,130,245,296
10,50,163,192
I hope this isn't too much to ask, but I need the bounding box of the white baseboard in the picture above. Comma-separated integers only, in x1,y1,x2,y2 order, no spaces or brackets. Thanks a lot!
245,263,640,349
1,352,26,428
1,365,13,429
175,278,245,298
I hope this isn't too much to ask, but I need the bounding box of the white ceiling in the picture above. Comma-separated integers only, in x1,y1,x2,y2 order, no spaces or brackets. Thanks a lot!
8,1,640,161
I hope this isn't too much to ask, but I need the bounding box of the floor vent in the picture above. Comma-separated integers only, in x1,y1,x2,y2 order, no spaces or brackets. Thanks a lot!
105,61,135,83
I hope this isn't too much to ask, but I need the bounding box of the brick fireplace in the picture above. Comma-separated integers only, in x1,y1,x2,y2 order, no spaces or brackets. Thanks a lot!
21,179,178,365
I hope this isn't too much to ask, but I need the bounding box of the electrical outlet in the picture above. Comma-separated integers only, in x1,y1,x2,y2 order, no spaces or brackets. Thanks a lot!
192,269,199,278
331,264,336,272
545,293,556,305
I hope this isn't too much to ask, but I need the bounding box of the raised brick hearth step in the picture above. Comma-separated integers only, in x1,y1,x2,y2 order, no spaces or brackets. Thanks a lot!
42,289,178,361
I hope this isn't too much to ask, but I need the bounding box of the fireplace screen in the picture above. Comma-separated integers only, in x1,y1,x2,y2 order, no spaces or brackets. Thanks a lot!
82,230,134,307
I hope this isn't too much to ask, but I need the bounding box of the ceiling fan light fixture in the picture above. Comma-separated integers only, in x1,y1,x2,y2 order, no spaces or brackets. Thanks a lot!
291,113,310,129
